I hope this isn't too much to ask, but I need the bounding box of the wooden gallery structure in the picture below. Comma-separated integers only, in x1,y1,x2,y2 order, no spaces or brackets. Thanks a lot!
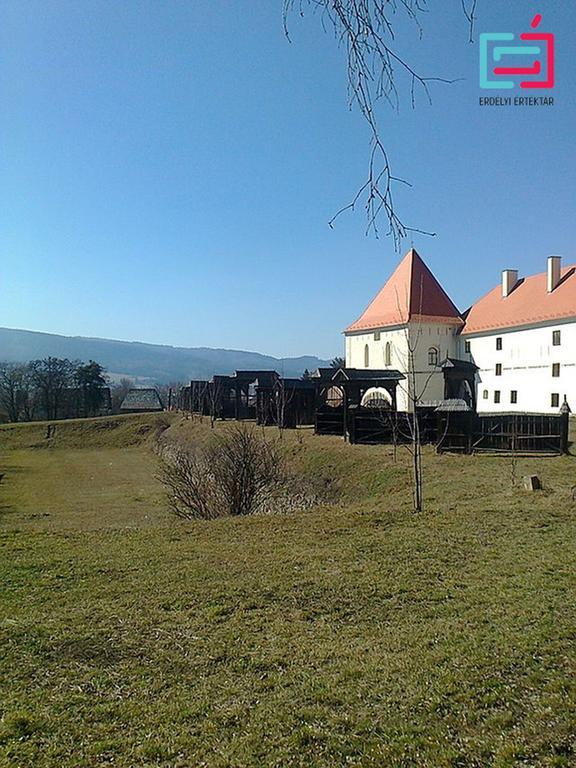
255,376,316,428
177,365,568,453
179,370,316,427
313,367,404,440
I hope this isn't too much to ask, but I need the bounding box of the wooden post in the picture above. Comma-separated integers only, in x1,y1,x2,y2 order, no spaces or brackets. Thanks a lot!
348,404,356,444
560,399,570,454
234,380,240,420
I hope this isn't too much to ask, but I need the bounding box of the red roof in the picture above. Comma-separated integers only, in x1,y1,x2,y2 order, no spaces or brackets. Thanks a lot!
462,265,576,335
345,249,463,333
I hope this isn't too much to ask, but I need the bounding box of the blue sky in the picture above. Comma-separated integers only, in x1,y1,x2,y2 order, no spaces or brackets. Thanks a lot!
1,0,573,359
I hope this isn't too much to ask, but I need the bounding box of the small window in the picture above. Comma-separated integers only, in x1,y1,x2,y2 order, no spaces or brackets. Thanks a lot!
364,344,370,368
552,363,560,377
496,337,502,350
551,393,560,408
483,389,488,400
553,330,561,346
495,363,502,376
374,331,381,341
384,342,391,366
428,347,438,366
510,390,517,404
464,340,471,354
494,390,501,404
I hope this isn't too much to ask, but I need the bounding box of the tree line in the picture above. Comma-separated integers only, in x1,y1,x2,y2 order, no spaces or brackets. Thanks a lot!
0,358,114,423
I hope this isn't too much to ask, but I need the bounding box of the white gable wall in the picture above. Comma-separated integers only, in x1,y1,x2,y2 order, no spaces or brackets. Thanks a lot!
460,320,576,413
345,322,460,411
346,326,410,410
406,323,460,408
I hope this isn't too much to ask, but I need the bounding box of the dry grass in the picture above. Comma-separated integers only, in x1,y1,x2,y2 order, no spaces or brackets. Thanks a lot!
1,414,576,766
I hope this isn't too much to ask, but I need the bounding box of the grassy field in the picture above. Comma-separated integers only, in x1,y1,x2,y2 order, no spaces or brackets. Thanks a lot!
1,413,576,767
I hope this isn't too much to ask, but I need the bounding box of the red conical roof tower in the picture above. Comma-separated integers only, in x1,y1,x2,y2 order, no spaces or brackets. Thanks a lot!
345,249,462,332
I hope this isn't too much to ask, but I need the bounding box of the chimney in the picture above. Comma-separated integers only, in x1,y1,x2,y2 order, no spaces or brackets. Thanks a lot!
502,269,519,298
547,255,562,292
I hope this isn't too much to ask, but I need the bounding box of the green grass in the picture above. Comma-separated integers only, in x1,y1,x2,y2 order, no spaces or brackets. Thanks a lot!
0,412,173,451
1,414,576,766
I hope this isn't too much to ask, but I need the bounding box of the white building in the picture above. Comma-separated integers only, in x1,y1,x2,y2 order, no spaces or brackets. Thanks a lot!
461,256,575,413
345,249,464,412
344,249,575,414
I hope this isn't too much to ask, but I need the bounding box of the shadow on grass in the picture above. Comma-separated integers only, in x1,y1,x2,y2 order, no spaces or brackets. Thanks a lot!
0,502,17,519
0,462,31,521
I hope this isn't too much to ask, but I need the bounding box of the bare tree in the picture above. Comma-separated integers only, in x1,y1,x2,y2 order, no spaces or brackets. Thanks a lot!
207,378,223,429
390,281,442,511
283,1,477,245
401,334,424,511
0,363,30,422
272,378,294,437
29,357,77,421
18,367,37,422
155,381,183,413
378,404,400,463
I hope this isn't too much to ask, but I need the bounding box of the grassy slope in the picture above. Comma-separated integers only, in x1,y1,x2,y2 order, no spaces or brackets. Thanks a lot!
1,414,576,767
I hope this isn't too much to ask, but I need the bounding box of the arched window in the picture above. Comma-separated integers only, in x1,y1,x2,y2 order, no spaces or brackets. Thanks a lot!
361,387,392,410
428,347,439,366
325,386,344,408
384,342,391,366
364,344,370,368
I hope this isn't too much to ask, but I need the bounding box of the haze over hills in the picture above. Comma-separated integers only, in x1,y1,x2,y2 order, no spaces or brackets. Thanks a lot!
0,327,333,384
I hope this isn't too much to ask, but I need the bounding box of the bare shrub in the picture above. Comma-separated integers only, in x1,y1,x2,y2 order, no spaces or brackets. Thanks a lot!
157,425,287,520
157,446,222,520
209,425,285,517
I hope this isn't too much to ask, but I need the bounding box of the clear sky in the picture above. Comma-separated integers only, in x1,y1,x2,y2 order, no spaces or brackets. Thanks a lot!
1,0,574,359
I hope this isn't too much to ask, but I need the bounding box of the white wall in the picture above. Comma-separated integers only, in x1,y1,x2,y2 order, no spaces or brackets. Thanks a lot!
407,323,460,408
345,322,460,411
460,321,576,413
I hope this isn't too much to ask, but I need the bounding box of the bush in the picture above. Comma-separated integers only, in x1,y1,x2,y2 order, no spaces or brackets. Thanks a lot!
157,446,222,520
158,425,285,520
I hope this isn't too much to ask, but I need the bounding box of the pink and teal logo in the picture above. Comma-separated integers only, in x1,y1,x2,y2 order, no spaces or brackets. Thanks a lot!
480,14,554,90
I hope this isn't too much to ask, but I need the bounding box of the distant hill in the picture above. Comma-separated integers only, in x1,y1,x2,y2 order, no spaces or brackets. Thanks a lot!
0,327,332,384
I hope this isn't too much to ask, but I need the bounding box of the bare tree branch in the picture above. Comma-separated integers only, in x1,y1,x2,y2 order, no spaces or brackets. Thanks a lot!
283,0,473,247
461,0,478,42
